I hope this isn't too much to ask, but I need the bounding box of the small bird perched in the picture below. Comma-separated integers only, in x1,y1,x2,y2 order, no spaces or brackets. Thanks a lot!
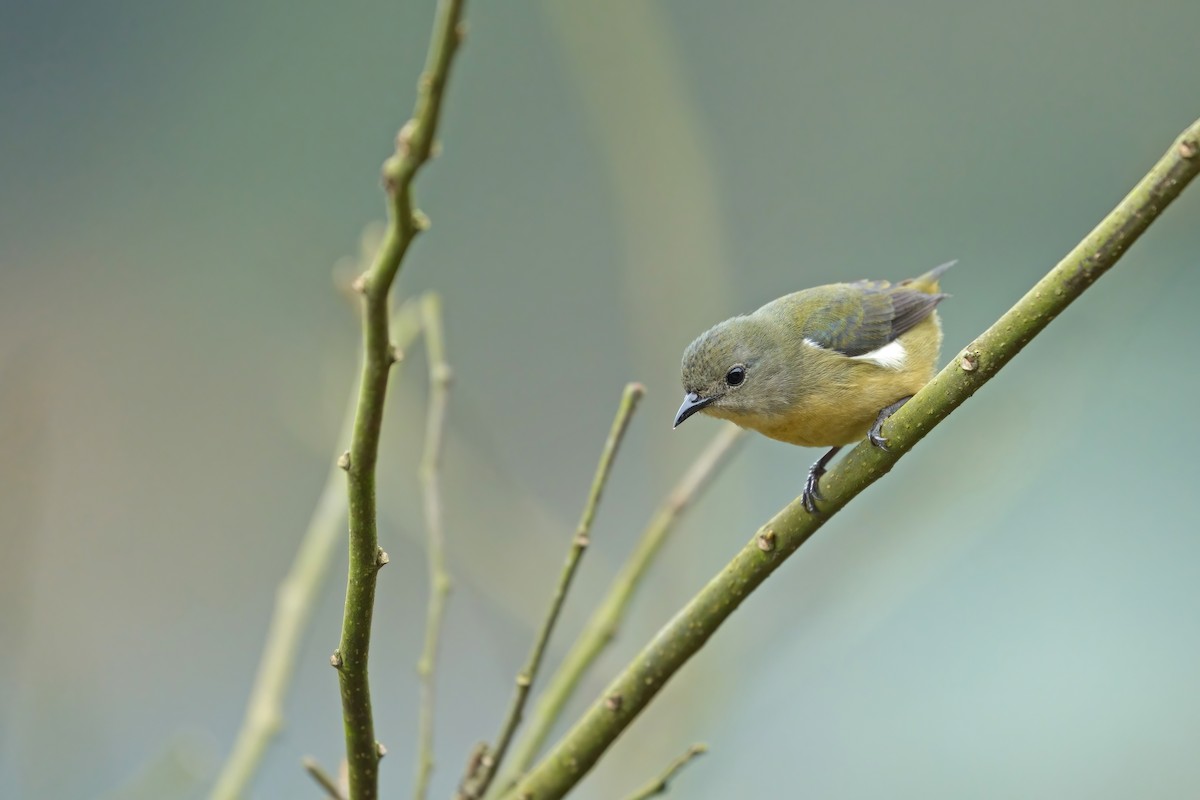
674,261,954,513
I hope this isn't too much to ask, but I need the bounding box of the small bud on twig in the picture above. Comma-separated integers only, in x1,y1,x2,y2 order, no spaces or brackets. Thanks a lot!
337,451,351,471
960,349,979,372
397,120,417,154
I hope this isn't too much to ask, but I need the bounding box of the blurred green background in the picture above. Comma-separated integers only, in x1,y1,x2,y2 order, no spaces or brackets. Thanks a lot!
3,1,1200,798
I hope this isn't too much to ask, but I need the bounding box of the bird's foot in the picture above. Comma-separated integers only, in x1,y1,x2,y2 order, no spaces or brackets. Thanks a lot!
802,446,842,514
802,464,826,514
869,396,912,452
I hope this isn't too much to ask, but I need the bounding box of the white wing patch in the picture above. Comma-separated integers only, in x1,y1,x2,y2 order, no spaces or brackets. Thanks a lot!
852,340,907,369
803,338,825,350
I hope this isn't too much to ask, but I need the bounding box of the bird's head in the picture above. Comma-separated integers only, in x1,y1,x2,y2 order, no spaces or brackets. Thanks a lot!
675,314,799,429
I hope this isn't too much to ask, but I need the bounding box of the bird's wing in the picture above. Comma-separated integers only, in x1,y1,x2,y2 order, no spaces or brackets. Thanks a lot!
799,282,946,357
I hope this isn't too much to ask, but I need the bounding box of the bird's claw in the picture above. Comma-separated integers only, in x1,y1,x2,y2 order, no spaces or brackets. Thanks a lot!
803,466,826,514
869,396,911,452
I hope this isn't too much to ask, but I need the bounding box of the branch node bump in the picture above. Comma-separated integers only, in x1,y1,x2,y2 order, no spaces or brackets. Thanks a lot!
412,209,432,232
376,548,389,568
1181,139,1198,159
573,532,591,548
388,344,404,364
350,273,368,295
337,451,351,471
516,672,532,689
604,694,623,712
375,741,387,758
397,120,417,153
960,349,980,372
330,650,344,669
756,530,776,552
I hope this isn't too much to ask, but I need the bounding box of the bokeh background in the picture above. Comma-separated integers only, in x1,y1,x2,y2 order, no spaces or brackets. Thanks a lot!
3,1,1200,798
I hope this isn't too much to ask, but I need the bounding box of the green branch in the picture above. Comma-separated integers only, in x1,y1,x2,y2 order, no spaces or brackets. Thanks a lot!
336,1,467,798
209,303,423,800
459,384,645,799
620,744,707,800
492,425,743,795
414,293,453,800
303,757,347,800
508,119,1200,800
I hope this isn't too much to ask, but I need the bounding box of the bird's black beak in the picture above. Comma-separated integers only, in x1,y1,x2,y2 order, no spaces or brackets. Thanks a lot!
673,392,716,428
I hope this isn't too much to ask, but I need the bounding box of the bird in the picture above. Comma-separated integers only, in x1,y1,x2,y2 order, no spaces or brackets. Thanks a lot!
673,261,954,513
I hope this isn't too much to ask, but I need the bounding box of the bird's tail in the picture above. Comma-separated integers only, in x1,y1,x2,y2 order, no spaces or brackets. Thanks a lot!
903,259,957,293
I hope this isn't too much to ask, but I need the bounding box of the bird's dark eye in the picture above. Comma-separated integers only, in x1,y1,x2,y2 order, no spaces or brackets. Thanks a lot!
725,365,746,386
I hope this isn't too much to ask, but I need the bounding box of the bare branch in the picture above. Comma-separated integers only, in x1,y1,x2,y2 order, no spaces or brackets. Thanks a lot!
335,1,468,797
459,383,646,799
494,425,742,793
621,744,707,800
414,293,454,800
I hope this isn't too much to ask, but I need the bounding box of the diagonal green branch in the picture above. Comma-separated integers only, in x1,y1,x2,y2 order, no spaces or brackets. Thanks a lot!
491,425,743,795
458,383,645,800
508,119,1200,800
336,2,467,799
620,744,707,800
303,757,347,800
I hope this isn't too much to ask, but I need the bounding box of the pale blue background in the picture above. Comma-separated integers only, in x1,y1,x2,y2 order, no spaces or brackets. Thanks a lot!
2,1,1199,798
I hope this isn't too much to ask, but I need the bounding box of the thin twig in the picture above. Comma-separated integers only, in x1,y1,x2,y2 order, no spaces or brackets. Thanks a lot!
303,757,347,800
209,303,423,800
414,292,453,800
336,1,467,798
492,425,743,794
621,744,707,800
459,383,646,799
508,119,1200,800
